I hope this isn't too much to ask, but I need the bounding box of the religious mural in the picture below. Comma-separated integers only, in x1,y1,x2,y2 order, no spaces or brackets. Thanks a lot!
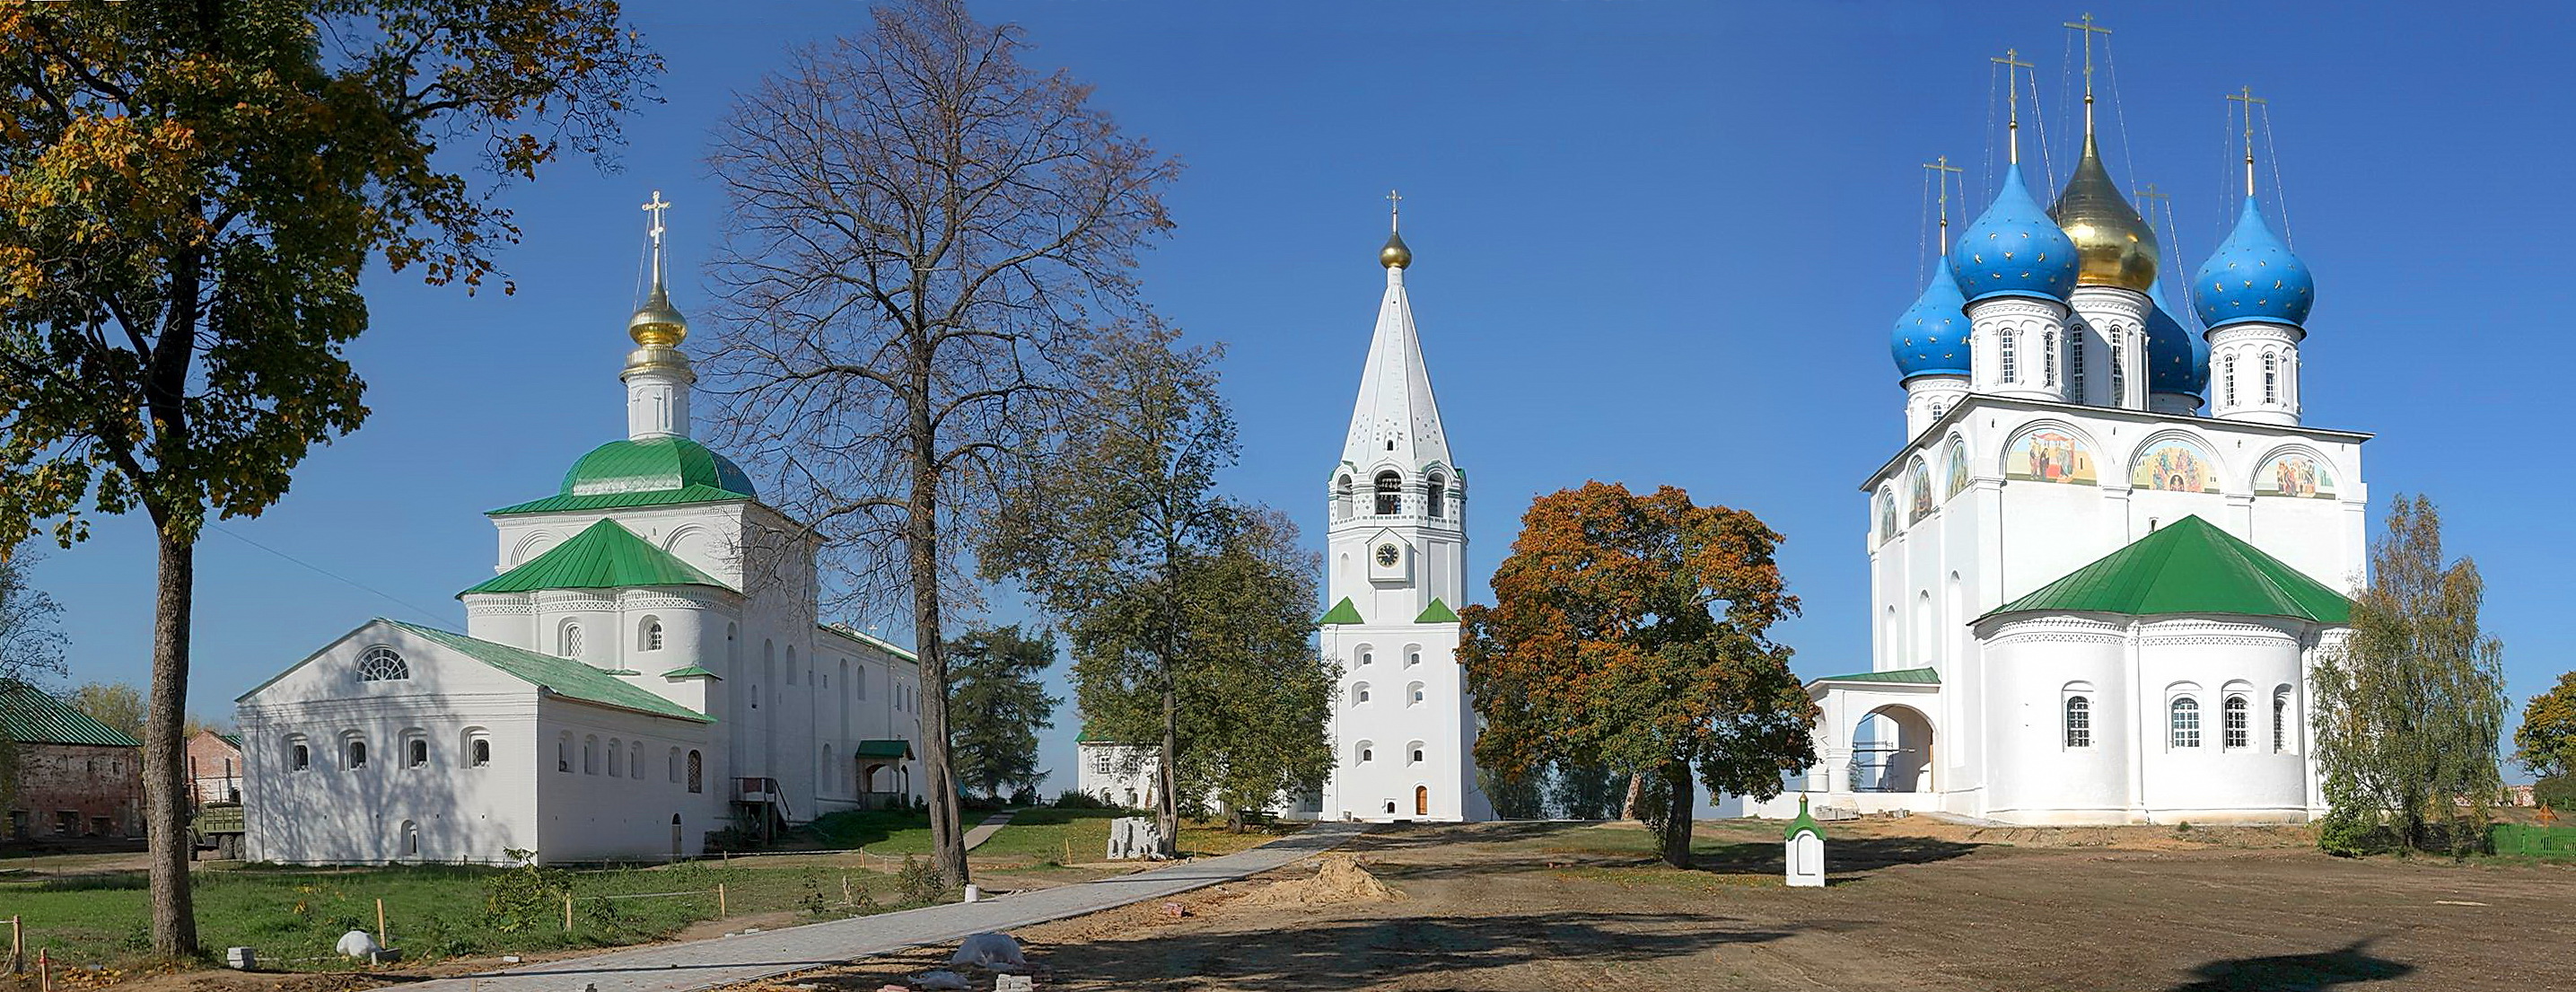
2255,452,2335,498
1942,438,1970,498
2003,429,2096,485
1877,488,1897,544
2130,440,2218,493
1908,461,1934,523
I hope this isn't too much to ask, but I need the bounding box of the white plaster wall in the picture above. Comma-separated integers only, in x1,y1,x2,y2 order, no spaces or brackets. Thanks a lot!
1980,617,2131,821
1320,622,1477,821
2134,618,2310,823
530,698,723,862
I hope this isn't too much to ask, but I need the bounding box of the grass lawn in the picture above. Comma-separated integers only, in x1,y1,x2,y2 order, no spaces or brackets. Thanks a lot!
803,806,1301,865
3,860,914,971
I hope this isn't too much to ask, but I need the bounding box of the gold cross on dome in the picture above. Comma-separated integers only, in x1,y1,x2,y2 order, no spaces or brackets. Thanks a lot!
641,189,671,247
1385,189,1403,232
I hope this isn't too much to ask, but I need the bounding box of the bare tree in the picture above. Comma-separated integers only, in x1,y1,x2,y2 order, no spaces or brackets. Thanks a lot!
704,0,1178,885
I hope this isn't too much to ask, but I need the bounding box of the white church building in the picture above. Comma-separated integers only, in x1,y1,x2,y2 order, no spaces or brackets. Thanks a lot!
1752,82,2363,825
1316,213,1492,822
236,200,927,865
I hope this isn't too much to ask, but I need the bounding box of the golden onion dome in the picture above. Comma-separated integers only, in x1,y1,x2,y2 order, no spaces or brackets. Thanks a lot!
628,285,688,348
2048,134,2159,292
1380,230,1412,269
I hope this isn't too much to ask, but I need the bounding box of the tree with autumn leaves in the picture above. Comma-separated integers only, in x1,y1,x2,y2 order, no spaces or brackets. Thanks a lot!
0,1,654,955
1460,481,1817,868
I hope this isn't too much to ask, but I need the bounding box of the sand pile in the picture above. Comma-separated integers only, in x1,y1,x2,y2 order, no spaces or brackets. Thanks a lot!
1235,854,1403,909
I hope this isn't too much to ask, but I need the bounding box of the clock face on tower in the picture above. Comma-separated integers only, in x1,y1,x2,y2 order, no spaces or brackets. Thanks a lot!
1376,543,1401,567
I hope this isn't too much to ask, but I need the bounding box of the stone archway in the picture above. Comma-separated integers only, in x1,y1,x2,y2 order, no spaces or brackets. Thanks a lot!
1853,704,1935,794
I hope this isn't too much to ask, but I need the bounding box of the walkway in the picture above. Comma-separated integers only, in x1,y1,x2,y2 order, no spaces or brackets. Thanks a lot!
381,821,1362,992
959,809,1015,851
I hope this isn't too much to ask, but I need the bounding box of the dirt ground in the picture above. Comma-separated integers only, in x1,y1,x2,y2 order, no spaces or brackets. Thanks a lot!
743,818,2574,991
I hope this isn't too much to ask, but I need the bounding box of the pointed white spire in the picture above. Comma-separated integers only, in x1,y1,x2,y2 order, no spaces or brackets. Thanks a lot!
1342,235,1451,473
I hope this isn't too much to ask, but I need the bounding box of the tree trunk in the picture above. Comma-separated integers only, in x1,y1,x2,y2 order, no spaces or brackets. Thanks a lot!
146,525,198,956
1656,759,1695,869
1155,681,1179,857
907,432,968,888
1621,773,1645,821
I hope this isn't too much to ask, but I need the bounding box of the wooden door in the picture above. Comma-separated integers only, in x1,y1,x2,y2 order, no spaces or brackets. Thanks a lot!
1415,786,1428,816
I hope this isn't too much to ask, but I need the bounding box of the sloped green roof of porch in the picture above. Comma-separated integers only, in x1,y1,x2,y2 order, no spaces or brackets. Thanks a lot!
1981,515,2348,624
1809,666,1941,686
1319,597,1363,625
460,519,730,596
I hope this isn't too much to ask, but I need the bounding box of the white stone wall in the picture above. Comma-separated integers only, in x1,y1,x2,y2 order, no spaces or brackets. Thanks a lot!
1074,742,1160,808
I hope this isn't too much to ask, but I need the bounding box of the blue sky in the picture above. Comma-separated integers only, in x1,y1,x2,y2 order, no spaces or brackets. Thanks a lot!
24,2,2569,787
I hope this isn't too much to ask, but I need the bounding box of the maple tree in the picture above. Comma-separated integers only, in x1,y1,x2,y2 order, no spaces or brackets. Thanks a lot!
1460,481,1816,867
0,1,654,954
2517,671,2576,781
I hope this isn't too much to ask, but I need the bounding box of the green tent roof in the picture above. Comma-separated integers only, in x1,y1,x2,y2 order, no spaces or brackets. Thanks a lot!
1811,666,1941,686
660,665,721,680
1983,515,2350,625
490,437,758,515
0,681,142,747
1784,794,1826,841
386,621,712,723
854,739,914,759
1415,598,1461,624
460,519,732,597
1318,597,1363,626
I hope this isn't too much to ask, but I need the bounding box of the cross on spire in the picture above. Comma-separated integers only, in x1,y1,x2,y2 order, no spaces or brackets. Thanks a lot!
2063,13,2113,136
1992,48,2035,165
1386,189,1403,233
1923,155,1964,255
641,189,671,291
2225,87,2268,198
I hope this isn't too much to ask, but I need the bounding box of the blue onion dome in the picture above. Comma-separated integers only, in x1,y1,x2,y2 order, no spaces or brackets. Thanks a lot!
2192,198,2314,329
1892,270,1971,379
1950,164,2080,303
2143,284,2207,397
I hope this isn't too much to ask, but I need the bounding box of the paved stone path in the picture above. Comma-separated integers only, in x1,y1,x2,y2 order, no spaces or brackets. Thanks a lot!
381,822,1362,992
959,810,1016,851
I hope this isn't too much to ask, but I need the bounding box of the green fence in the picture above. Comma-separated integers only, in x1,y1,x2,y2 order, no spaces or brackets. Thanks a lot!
2489,822,2576,858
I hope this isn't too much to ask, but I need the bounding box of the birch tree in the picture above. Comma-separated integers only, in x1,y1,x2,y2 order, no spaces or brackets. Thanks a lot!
705,0,1177,883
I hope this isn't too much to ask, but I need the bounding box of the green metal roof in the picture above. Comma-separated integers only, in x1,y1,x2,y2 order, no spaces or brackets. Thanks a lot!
1318,597,1363,626
460,519,732,597
854,739,914,759
1784,794,1826,841
385,621,712,723
823,624,919,662
1983,515,2350,624
490,484,751,516
0,680,142,747
1415,598,1460,624
660,665,721,680
563,437,757,498
1811,666,1941,686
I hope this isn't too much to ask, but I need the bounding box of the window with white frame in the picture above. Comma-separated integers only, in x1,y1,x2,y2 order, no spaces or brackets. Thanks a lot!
560,621,583,658
2263,352,2279,403
2170,697,2202,749
2273,688,2292,752
557,732,573,772
2043,329,2058,386
2000,329,2020,381
608,737,624,777
2224,696,2249,749
288,736,311,771
2064,696,2091,749
2224,354,2239,405
404,731,429,769
2069,333,2086,398
644,618,665,651
1093,751,1111,776
357,645,409,681
345,737,369,769
1406,681,1425,706
2108,337,2125,404
1353,682,1372,706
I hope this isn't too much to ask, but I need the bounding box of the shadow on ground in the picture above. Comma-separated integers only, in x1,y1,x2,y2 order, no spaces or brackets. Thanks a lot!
2167,939,2413,991
1043,909,1807,988
1359,830,1978,885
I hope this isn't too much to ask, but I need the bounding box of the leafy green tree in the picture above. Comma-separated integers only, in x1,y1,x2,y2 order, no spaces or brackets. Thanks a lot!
1547,762,1631,821
0,2,654,954
0,547,66,811
1460,481,1817,868
945,624,1060,801
705,0,1177,887
2513,671,2576,781
983,328,1329,844
2313,495,2508,856
1479,766,1546,820
69,681,145,742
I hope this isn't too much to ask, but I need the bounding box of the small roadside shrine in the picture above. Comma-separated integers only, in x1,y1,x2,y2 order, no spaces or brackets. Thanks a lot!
1784,794,1826,887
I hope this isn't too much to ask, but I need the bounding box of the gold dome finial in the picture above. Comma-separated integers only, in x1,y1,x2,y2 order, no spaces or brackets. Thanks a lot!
2049,135,2159,291
629,189,689,351
1380,189,1411,268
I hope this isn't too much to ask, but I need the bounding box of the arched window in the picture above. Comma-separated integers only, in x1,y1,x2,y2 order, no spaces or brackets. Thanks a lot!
2064,697,2091,749
669,747,682,783
560,621,583,658
1406,741,1426,765
356,646,409,681
1335,474,1354,522
632,742,643,784
1406,681,1425,706
1405,649,1420,668
2042,329,2058,386
2000,329,2020,382
400,821,419,859
2224,354,2239,405
406,735,429,769
2069,332,2086,398
786,646,798,684
287,736,311,771
1426,473,1447,518
2169,698,2202,749
2223,696,2250,749
686,750,704,793
1352,682,1371,706
557,732,573,773
1354,741,1375,765
1357,647,1373,667
583,735,600,775
471,737,491,768
2107,337,2125,405
2273,689,2292,752
1374,471,1403,515
643,619,665,651
2262,352,2280,403
346,738,369,769
608,738,624,777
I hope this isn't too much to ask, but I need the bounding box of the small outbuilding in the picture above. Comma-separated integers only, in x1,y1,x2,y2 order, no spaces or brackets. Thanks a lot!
2,680,144,844
1784,794,1826,888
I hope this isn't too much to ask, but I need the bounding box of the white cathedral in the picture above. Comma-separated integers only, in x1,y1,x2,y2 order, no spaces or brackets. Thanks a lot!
1316,215,1493,822
235,203,927,865
1749,88,2363,825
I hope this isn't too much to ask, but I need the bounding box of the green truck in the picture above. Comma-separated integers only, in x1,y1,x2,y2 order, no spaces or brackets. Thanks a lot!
190,803,245,860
